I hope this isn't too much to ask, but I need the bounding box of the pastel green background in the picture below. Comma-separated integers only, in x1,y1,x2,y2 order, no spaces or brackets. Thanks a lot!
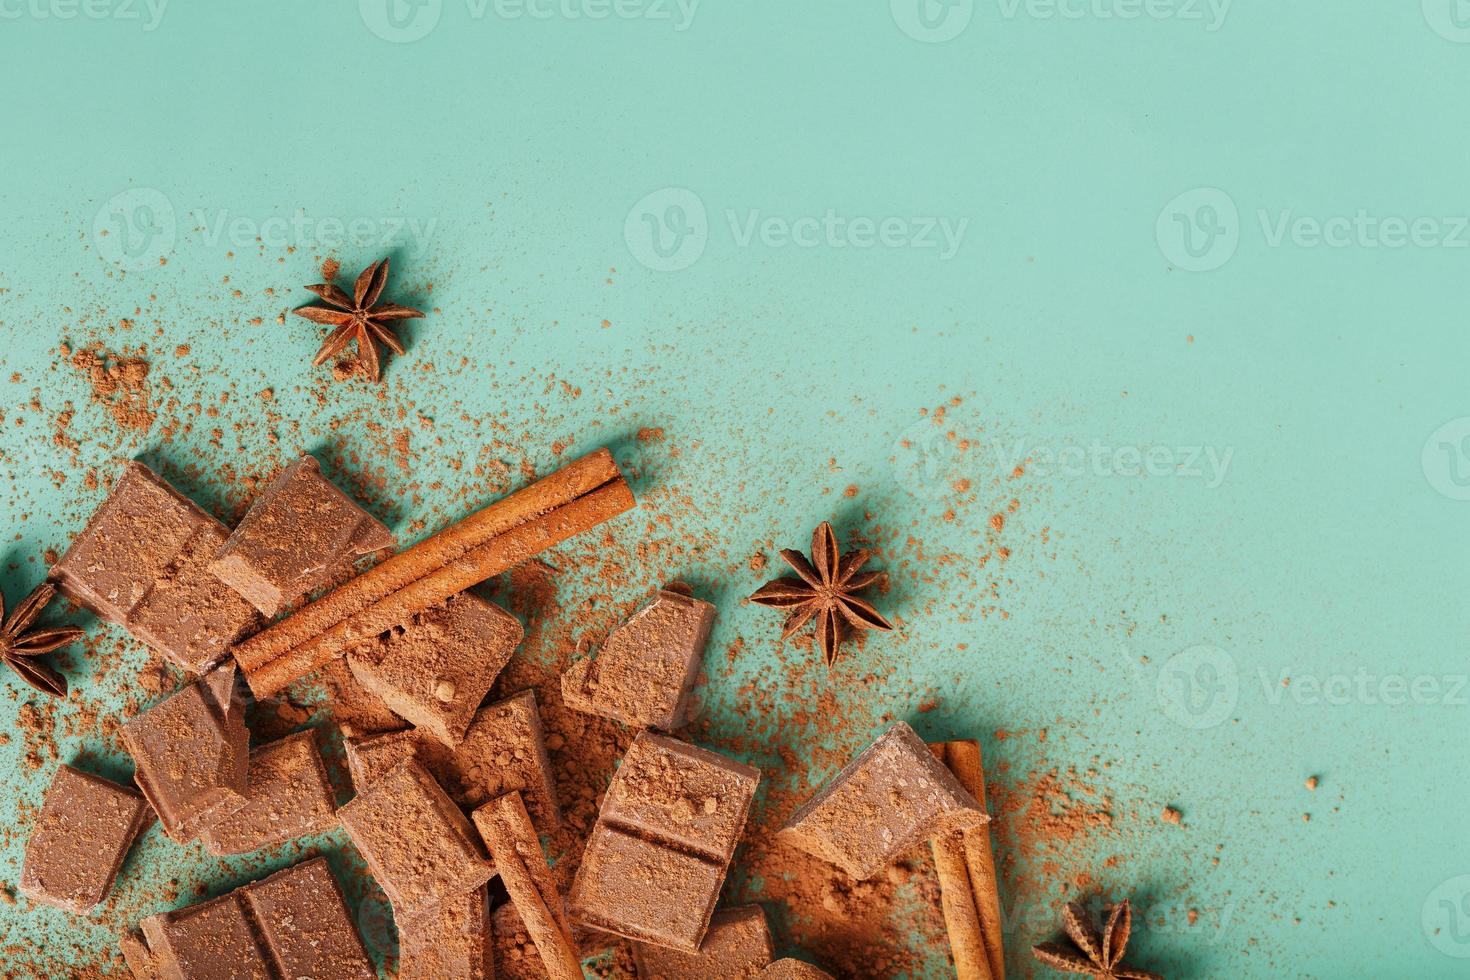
2,1,1469,977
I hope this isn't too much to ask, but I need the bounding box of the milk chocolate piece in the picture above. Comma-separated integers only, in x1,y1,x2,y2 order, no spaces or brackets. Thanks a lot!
199,729,336,856
761,959,835,979
569,733,759,953
20,764,150,913
344,692,561,829
337,759,495,919
632,905,774,980
121,665,250,842
51,462,257,672
398,887,494,980
119,929,161,979
561,588,714,730
209,454,394,618
138,857,373,980
777,721,987,881
346,590,522,745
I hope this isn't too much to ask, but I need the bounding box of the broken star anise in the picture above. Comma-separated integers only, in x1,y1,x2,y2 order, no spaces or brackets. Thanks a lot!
0,582,82,699
748,521,893,669
293,257,424,382
1033,900,1162,980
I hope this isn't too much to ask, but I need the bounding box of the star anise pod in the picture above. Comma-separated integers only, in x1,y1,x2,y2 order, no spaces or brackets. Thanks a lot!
0,582,81,699
1033,900,1163,979
748,521,893,668
293,258,424,382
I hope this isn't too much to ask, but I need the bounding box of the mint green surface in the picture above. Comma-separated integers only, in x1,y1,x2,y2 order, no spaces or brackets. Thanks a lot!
3,2,1469,977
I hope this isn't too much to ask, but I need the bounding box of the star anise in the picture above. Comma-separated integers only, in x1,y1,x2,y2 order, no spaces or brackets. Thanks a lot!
293,258,424,382
748,521,893,668
0,582,81,699
1033,900,1162,979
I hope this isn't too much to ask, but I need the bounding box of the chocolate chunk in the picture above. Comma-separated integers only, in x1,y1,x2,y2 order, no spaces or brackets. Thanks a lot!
138,857,373,980
199,729,336,856
569,733,759,953
632,905,774,980
761,959,836,979
208,454,394,618
51,462,257,672
20,764,150,913
346,591,522,745
398,887,494,980
345,691,561,829
239,858,376,979
118,929,161,979
561,588,714,730
777,721,987,881
121,665,250,843
337,759,495,920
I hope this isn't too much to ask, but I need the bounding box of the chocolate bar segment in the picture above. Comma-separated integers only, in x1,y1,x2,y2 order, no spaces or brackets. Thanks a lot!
632,905,774,980
121,665,250,843
337,759,495,920
343,726,423,791
777,721,987,881
569,733,759,953
138,857,373,980
346,590,522,745
561,588,714,730
51,461,257,672
398,887,494,980
20,764,150,913
208,454,394,618
199,729,336,856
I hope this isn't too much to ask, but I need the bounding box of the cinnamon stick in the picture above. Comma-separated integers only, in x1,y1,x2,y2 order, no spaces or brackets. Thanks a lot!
930,739,1005,980
931,831,991,980
237,449,634,698
472,792,582,980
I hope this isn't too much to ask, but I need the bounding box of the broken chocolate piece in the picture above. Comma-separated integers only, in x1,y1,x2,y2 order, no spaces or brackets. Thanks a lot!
398,887,495,980
118,929,161,979
120,665,250,843
761,959,836,979
632,905,774,980
777,721,987,881
138,857,373,979
345,590,522,745
208,454,394,618
51,461,258,672
569,732,759,953
199,729,336,855
561,587,714,730
20,764,150,913
337,759,495,920
343,726,423,791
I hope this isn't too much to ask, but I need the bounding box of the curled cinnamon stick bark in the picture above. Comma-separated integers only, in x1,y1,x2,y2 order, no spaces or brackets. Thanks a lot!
236,449,634,698
930,739,1005,980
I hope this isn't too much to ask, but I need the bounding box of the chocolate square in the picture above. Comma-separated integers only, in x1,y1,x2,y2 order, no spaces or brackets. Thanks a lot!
20,765,150,913
240,858,376,979
561,588,714,730
777,721,986,881
398,887,494,980
568,824,725,953
209,454,394,618
346,591,522,745
52,462,257,672
121,665,250,843
343,726,423,791
632,904,774,980
140,888,273,979
337,759,495,920
600,732,758,864
200,729,336,856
